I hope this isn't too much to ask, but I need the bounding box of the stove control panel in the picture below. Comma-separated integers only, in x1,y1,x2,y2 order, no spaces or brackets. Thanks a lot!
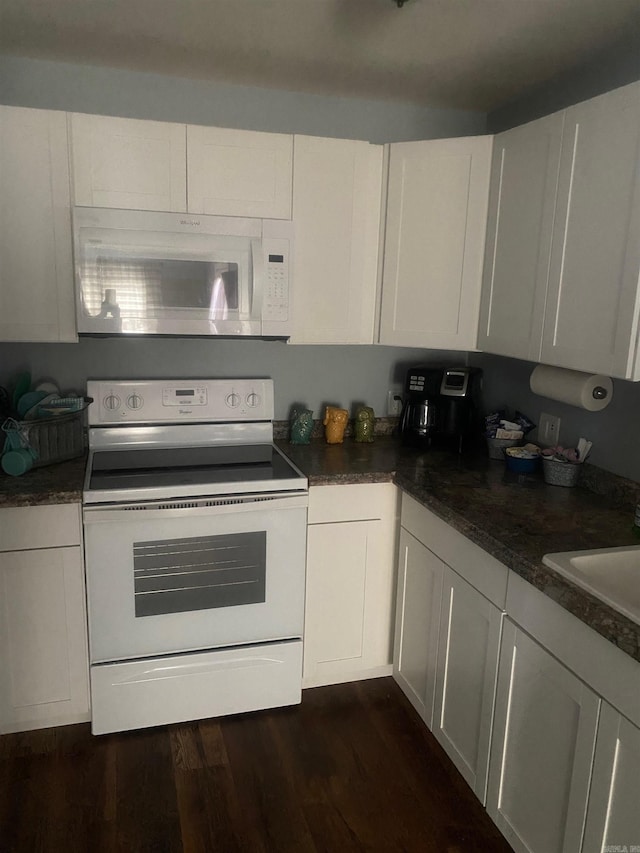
87,379,274,424
162,386,208,407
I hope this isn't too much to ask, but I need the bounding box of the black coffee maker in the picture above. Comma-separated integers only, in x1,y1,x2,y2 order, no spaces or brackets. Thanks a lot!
399,366,483,452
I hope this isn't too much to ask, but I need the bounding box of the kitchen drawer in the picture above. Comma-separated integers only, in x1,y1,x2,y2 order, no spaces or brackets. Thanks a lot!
507,571,640,726
401,493,508,608
308,483,396,525
91,639,302,734
0,504,82,552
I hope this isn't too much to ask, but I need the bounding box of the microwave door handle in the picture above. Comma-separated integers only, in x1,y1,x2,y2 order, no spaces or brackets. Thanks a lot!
250,239,264,322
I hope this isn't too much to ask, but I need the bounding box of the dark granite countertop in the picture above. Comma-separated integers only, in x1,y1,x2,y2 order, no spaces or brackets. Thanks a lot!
2,438,639,662
280,437,640,662
0,454,86,507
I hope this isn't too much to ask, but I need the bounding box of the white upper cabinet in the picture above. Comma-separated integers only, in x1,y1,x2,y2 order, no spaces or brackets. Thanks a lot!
379,135,492,350
187,125,292,219
70,114,293,219
541,81,640,378
477,81,640,379
70,113,187,212
0,106,76,343
477,112,563,362
290,135,383,344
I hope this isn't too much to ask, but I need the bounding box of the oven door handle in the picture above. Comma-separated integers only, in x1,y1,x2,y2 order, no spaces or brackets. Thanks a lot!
83,491,308,523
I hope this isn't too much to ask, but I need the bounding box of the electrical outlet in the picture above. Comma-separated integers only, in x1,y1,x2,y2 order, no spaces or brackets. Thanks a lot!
387,387,403,416
539,412,561,446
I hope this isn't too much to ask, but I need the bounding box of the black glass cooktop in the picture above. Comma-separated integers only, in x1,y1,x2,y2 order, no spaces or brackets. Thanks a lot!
89,444,303,492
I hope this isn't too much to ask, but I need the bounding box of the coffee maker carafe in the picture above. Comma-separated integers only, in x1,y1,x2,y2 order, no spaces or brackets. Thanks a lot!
399,366,482,451
398,367,442,449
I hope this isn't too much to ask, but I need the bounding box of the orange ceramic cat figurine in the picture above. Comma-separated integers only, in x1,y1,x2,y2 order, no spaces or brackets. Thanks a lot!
323,406,349,444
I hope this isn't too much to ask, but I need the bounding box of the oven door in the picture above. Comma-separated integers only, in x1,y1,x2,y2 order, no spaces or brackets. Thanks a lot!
83,492,307,664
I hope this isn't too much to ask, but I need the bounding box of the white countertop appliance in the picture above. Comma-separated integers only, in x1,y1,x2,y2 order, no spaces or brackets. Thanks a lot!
82,378,308,734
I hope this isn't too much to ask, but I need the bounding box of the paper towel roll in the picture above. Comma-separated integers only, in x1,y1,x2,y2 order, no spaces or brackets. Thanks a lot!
529,365,613,411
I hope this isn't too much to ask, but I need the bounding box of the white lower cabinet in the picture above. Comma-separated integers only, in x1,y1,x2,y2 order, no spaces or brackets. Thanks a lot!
0,504,90,734
583,704,640,853
395,492,640,851
487,620,600,853
393,494,508,804
433,565,503,803
303,484,398,688
393,527,444,726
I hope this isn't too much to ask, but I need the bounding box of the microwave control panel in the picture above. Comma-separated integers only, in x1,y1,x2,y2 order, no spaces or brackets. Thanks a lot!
264,238,289,323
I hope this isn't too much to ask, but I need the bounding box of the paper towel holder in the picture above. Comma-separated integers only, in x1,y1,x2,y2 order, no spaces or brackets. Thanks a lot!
529,364,613,411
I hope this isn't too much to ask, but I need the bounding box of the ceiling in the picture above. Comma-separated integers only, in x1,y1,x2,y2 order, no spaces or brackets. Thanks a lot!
1,0,639,112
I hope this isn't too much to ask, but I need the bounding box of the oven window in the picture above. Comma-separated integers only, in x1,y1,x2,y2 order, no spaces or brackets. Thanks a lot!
133,531,266,617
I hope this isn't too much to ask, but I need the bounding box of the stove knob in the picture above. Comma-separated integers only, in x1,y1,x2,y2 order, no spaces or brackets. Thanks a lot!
104,394,120,411
246,392,260,408
225,392,241,408
127,394,143,410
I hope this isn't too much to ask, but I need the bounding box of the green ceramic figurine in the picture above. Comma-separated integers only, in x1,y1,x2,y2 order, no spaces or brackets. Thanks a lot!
354,405,375,443
290,408,314,445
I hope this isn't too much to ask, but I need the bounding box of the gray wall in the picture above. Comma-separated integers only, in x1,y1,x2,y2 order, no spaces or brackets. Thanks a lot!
488,29,640,133
471,354,640,483
0,339,465,421
0,55,486,143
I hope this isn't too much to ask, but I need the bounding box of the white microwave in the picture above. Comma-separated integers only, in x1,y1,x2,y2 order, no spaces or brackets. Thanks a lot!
73,207,293,338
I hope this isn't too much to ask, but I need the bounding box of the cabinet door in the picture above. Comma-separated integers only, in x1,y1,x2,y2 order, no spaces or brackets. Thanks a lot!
290,135,382,344
478,113,563,362
379,135,492,350
187,126,292,219
393,527,444,727
303,509,396,689
70,113,187,211
487,620,600,853
541,81,640,378
0,546,90,733
583,703,640,853
0,106,76,342
433,566,502,803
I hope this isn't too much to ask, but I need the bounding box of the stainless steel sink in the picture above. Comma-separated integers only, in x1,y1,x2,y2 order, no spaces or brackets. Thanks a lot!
543,545,640,625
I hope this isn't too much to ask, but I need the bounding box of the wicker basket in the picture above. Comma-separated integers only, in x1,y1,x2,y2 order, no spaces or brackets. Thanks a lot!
18,410,85,468
542,456,581,488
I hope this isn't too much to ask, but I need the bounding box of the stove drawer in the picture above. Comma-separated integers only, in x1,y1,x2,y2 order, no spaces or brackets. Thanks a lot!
90,639,302,734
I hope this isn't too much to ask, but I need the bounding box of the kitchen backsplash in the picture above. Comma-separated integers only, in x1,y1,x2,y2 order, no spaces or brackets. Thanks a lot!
0,338,465,423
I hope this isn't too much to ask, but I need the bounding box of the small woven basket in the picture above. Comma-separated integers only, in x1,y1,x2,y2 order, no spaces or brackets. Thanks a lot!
542,457,581,488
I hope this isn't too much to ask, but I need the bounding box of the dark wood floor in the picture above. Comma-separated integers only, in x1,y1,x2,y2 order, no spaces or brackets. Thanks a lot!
0,677,513,852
